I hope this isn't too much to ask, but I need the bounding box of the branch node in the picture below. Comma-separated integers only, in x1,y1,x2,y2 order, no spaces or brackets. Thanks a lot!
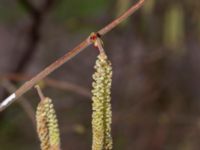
89,32,105,54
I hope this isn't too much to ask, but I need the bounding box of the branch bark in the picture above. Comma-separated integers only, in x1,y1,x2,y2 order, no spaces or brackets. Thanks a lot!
0,0,145,112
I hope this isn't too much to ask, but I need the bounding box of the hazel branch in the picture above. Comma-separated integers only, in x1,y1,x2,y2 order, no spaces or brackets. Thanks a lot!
0,0,145,112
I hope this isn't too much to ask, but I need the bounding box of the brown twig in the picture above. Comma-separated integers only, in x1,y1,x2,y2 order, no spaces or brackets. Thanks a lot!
1,80,35,127
0,0,54,105
0,0,145,112
98,0,145,36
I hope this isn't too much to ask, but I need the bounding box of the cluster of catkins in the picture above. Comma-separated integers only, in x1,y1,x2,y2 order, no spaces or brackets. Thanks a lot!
35,40,113,150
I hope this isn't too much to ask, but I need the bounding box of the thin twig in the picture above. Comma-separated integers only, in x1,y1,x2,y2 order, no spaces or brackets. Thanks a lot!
98,0,145,36
0,0,145,112
1,80,36,127
46,79,91,98
0,73,91,98
35,85,45,101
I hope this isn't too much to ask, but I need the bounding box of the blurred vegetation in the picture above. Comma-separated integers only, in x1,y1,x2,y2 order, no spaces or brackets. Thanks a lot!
0,2,26,22
54,0,108,19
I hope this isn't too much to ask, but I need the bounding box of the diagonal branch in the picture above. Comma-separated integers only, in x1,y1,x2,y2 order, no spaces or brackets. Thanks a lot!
1,80,36,127
0,0,145,112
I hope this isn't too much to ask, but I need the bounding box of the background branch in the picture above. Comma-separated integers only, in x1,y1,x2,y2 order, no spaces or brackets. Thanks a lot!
0,73,91,98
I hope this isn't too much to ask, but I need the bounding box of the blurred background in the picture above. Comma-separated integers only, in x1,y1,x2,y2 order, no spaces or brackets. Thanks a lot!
0,0,200,149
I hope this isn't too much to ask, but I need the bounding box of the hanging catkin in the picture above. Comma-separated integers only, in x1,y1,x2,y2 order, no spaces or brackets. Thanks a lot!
36,97,60,150
92,51,113,150
36,100,50,150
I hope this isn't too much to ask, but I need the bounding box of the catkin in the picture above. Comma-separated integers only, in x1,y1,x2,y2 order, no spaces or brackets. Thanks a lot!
36,98,61,150
92,52,113,150
36,101,50,150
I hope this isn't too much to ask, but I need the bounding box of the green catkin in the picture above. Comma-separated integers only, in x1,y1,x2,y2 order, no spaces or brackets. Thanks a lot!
36,98,61,150
92,52,113,150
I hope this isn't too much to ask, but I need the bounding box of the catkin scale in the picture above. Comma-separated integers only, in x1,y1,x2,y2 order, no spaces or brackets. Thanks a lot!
92,52,113,150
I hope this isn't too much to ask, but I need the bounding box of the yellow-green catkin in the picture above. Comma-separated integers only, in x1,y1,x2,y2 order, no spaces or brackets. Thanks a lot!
36,98,60,150
36,101,50,150
92,52,113,150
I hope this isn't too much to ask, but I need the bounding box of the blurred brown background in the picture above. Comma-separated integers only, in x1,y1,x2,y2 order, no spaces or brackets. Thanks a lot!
0,0,200,149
